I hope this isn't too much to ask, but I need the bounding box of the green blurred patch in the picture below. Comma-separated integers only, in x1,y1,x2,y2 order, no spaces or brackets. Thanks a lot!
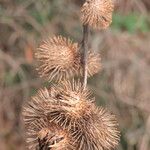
28,1,59,25
4,71,21,86
30,8,51,25
112,13,150,33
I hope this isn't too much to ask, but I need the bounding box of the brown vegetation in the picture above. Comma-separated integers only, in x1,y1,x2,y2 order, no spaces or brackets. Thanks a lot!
0,0,150,149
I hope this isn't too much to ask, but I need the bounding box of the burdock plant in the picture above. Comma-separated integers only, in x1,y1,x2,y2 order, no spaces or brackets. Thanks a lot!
22,0,120,150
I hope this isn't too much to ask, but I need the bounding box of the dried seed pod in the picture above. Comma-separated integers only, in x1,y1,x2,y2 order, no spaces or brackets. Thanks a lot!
75,107,120,150
23,80,120,150
35,36,80,82
22,88,52,125
97,108,120,149
44,80,120,149
22,88,75,150
35,36,101,82
46,79,95,129
81,0,114,29
22,80,92,129
24,118,74,150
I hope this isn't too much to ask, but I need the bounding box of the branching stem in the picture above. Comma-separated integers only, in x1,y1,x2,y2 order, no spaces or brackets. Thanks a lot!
82,24,89,90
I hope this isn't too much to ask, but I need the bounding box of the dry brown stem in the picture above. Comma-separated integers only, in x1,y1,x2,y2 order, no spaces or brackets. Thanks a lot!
82,24,89,89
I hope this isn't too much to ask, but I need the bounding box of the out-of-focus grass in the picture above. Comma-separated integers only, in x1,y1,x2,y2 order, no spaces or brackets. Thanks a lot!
112,13,150,33
3,71,21,86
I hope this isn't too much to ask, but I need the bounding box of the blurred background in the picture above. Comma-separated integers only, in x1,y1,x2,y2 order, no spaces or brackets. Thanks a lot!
0,0,150,149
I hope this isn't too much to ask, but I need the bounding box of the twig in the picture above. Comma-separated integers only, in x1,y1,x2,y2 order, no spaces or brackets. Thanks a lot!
82,24,89,89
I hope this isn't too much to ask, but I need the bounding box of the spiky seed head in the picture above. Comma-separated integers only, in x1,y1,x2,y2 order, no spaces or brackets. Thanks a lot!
22,86,66,127
79,107,120,150
24,118,74,150
22,80,120,150
22,80,94,130
22,88,52,125
35,36,101,82
46,80,120,150
69,107,120,150
35,36,80,82
46,80,96,129
22,86,76,150
22,75,99,129
25,118,48,149
79,51,101,77
81,0,114,29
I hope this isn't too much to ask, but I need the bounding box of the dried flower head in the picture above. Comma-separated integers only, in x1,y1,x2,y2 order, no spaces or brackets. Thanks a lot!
22,80,120,150
78,107,120,150
35,36,101,82
46,80,120,150
81,0,114,29
22,88,51,125
35,36,80,82
22,89,75,150
46,80,95,128
22,86,76,150
24,118,74,150
22,80,93,128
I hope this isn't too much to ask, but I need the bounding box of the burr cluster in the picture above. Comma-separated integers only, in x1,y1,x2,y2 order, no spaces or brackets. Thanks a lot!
22,0,120,149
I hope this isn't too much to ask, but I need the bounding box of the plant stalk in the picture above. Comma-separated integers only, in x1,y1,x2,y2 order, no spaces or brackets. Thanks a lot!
82,24,89,90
